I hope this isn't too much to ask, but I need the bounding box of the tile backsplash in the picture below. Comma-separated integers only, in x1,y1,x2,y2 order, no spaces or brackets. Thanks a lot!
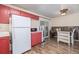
0,24,9,31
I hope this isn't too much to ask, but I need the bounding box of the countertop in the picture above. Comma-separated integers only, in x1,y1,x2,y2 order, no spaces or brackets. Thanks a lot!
31,31,42,33
0,31,10,37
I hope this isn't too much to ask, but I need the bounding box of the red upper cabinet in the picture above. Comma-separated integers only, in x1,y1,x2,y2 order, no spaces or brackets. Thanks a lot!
20,11,39,20
0,4,39,24
28,13,39,20
20,11,30,17
10,8,20,15
0,5,10,24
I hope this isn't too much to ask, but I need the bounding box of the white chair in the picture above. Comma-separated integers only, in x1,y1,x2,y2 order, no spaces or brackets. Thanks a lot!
71,28,79,47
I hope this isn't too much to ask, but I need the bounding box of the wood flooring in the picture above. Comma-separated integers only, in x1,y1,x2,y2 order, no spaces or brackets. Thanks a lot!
25,38,79,54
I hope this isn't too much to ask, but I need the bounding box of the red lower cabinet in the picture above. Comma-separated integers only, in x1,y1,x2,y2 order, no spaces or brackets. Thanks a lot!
0,36,10,54
31,32,42,46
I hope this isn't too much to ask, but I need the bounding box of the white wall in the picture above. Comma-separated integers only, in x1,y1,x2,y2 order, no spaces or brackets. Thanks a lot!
31,19,40,31
49,13,79,29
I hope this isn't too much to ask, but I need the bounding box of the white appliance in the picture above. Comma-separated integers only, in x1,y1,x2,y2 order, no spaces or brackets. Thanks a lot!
11,15,31,54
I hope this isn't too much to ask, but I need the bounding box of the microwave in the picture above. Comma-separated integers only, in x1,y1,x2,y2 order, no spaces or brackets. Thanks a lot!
31,28,37,32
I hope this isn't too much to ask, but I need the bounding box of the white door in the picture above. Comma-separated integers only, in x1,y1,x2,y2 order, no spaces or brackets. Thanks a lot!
11,15,31,27
39,17,49,42
12,28,31,54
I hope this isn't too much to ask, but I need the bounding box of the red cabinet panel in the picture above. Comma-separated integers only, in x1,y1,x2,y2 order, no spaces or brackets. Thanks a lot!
20,11,39,20
10,8,20,15
28,13,39,20
31,32,42,46
0,5,10,24
0,4,39,23
0,36,10,54
20,11,30,17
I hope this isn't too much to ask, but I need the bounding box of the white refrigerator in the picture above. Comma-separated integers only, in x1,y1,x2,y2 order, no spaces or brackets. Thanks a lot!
11,15,31,54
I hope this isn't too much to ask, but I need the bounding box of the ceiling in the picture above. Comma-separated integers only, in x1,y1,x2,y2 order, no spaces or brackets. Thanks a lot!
12,4,79,18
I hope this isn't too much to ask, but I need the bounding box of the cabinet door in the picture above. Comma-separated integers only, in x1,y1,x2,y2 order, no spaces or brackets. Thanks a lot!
20,11,39,20
20,11,29,17
0,5,10,24
0,36,10,54
31,33,37,46
28,13,39,20
10,8,20,15
31,32,42,46
37,32,42,44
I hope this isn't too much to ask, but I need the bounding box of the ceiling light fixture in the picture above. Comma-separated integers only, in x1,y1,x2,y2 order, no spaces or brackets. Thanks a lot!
59,8,68,16
59,4,69,16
